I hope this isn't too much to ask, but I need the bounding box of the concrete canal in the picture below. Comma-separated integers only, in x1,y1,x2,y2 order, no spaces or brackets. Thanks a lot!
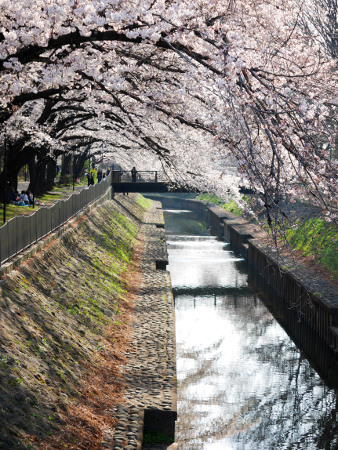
154,197,338,449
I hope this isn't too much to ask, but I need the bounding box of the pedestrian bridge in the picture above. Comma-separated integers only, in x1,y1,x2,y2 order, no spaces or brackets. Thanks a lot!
111,170,198,193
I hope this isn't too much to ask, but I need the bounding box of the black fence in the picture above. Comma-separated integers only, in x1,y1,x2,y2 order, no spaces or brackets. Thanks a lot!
0,174,112,266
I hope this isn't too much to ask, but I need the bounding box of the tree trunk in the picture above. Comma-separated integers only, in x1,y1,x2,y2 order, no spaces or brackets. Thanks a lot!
27,159,37,195
46,158,57,191
0,170,18,201
35,160,47,196
0,144,20,203
28,157,47,196
74,151,88,179
59,154,72,185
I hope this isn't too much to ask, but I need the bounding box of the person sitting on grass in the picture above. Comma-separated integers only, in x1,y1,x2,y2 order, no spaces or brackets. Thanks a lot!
20,190,29,205
26,190,34,206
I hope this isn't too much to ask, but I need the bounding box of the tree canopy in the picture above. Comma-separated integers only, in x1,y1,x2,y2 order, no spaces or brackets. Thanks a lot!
0,0,337,225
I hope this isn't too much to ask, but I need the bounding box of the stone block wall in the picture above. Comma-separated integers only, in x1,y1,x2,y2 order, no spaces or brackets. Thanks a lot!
176,197,338,361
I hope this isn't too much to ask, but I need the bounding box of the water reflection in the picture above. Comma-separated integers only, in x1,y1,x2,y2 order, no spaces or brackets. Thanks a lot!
163,208,338,449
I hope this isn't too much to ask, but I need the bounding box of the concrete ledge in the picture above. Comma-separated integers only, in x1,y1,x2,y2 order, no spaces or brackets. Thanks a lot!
156,260,168,270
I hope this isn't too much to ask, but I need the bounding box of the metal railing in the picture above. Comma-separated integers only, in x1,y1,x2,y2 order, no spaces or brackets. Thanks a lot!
0,173,112,266
112,170,166,183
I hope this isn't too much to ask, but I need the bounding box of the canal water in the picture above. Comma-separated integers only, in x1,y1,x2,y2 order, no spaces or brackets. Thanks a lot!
162,206,338,449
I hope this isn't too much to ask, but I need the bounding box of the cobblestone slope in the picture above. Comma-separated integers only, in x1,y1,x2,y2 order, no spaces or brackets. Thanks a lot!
103,197,177,449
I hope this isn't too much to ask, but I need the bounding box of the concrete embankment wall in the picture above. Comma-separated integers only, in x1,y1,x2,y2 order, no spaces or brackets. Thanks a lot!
164,196,338,372
0,192,177,449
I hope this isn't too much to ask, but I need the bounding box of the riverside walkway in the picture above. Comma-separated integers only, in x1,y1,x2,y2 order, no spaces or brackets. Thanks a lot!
102,195,177,449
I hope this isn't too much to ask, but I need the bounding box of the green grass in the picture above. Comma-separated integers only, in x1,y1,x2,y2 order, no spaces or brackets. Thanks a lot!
285,218,338,277
0,203,31,226
197,192,245,216
142,429,174,446
0,181,87,226
196,193,220,204
39,184,82,203
137,194,152,210
222,199,245,216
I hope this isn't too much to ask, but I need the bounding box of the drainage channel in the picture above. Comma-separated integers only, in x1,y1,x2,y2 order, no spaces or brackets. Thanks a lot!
163,205,338,449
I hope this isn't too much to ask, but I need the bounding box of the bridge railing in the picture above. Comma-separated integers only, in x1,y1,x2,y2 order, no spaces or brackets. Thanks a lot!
112,170,166,183
0,173,112,267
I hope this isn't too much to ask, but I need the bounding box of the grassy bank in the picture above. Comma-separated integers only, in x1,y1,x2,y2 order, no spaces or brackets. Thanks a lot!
137,195,152,210
0,196,146,448
0,184,85,227
285,218,338,278
196,192,245,216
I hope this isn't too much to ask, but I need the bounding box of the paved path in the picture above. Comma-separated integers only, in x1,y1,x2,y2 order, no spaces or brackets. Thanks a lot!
102,197,177,449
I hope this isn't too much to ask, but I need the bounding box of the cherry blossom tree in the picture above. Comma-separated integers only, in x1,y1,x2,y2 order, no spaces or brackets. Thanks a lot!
299,0,337,57
0,0,336,229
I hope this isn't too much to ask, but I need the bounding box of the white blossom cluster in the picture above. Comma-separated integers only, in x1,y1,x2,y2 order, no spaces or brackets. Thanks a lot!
0,0,336,222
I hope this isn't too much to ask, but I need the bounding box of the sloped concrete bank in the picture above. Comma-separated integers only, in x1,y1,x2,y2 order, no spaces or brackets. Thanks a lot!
160,196,338,383
0,193,177,449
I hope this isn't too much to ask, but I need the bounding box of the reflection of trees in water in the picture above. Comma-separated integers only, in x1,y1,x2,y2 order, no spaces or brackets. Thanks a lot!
178,379,338,448
179,339,224,391
165,214,208,236
177,338,229,446
228,381,338,448
178,398,261,448
176,295,338,448
235,361,336,448
241,298,338,444
248,341,299,371
315,399,338,449
229,331,338,447
215,294,275,331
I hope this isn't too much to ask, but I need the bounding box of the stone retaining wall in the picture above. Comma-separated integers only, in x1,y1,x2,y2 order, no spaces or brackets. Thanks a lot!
176,197,338,361
104,195,177,449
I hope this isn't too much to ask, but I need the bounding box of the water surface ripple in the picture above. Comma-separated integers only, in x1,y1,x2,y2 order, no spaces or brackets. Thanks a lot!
164,208,338,449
